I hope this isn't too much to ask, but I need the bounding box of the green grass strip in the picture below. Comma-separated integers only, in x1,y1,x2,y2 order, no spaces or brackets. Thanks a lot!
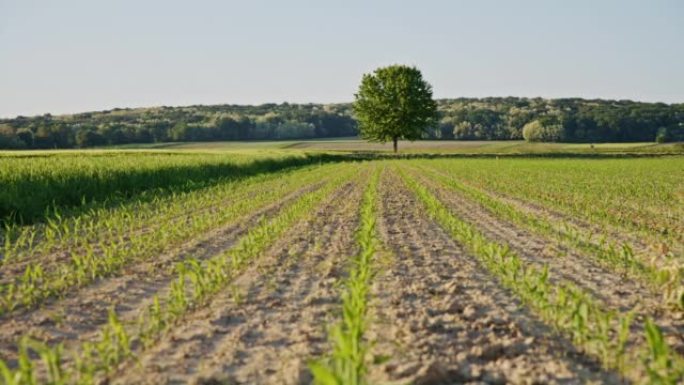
309,166,380,385
399,167,684,384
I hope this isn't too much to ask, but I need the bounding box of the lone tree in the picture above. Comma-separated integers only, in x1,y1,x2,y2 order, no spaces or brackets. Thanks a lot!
353,65,438,153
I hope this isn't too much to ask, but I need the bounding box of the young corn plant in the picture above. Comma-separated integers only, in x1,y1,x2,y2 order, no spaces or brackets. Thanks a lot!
0,162,347,317
0,338,34,385
94,310,131,372
0,165,360,385
27,339,67,385
0,337,67,385
310,168,380,385
416,165,684,312
399,167,684,383
643,318,684,384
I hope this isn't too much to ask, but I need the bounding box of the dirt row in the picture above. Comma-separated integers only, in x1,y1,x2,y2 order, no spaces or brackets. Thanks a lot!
0,182,322,363
406,167,684,358
106,167,624,384
466,177,684,273
421,165,681,265
366,169,619,384
2,163,672,384
0,172,322,283
109,172,367,384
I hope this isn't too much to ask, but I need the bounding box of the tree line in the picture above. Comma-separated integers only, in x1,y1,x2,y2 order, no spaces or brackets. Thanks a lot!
436,97,684,143
0,98,682,149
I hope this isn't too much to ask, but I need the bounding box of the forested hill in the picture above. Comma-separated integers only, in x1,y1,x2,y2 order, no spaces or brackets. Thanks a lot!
1,97,682,149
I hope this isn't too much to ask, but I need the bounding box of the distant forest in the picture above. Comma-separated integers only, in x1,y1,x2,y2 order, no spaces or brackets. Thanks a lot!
1,98,682,149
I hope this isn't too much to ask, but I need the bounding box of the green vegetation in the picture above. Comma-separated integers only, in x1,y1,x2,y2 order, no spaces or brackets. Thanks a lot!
0,162,358,384
522,119,564,142
280,138,684,154
1,97,681,150
412,158,683,245
438,97,684,143
0,163,343,315
0,104,357,149
310,167,380,385
0,150,682,384
0,151,346,224
409,161,684,310
353,65,438,152
399,166,684,383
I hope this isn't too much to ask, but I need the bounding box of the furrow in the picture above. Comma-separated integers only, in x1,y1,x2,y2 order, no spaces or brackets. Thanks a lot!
0,182,319,363
0,167,309,273
366,169,620,384
0,164,336,317
408,167,684,359
110,172,366,385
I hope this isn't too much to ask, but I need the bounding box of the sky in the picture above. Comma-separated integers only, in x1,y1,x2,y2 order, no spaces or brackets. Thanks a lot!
0,0,682,118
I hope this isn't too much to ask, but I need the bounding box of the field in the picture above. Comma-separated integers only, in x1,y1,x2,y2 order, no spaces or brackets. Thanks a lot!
101,139,684,155
0,148,683,384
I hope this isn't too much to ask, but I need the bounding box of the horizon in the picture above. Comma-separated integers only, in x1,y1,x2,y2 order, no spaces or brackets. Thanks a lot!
2,0,683,118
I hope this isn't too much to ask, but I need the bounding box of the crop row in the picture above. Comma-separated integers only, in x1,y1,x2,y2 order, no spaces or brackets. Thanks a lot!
415,158,683,249
310,167,381,385
0,163,348,316
0,154,346,263
1,161,334,266
0,163,363,385
411,164,684,311
399,167,684,384
0,151,348,224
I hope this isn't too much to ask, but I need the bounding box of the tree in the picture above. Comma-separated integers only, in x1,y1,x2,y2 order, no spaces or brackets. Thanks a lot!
16,129,34,147
75,129,106,148
353,65,438,152
33,125,57,148
0,124,22,149
522,120,565,142
655,127,669,143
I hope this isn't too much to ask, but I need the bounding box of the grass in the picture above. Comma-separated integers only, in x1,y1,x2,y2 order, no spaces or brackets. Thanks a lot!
288,139,679,154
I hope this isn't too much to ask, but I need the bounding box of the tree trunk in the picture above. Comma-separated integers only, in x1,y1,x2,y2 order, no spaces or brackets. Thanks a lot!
393,137,398,153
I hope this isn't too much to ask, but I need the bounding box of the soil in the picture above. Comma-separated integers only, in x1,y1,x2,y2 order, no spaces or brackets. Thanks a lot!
408,167,684,363
366,169,622,384
0,183,319,363
110,175,366,385
1,163,679,384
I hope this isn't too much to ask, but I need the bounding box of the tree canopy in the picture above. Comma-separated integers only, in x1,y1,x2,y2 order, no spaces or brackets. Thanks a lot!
0,97,682,149
353,65,438,152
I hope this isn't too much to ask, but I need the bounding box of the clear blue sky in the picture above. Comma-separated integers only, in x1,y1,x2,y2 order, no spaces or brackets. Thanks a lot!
1,0,682,117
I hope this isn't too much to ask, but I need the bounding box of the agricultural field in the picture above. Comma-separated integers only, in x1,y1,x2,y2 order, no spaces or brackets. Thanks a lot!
82,139,684,155
0,151,683,384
